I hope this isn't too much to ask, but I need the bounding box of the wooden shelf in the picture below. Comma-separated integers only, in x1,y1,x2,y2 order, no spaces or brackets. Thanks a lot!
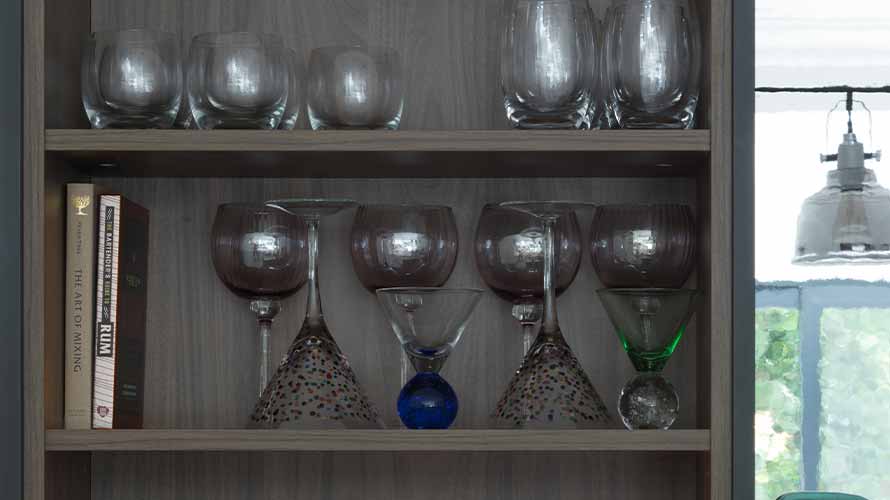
46,429,710,452
45,129,709,178
46,129,711,152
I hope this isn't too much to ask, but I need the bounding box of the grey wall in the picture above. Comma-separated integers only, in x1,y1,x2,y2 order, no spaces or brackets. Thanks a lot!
0,0,23,496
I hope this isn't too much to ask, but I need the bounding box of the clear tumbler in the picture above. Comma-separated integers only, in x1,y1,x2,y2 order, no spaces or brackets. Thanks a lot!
81,29,182,129
307,45,404,130
187,32,288,129
605,0,701,129
500,0,596,129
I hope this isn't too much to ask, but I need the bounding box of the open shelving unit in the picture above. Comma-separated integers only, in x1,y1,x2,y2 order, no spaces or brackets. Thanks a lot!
23,0,732,498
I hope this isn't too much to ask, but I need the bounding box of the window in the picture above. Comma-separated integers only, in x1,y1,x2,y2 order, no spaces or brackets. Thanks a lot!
755,2,890,498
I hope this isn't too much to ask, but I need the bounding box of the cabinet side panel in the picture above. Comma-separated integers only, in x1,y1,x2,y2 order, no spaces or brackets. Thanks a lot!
709,0,734,496
24,0,46,496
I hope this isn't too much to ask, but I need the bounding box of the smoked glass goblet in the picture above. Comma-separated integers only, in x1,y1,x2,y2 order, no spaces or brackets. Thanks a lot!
307,45,404,130
249,198,382,429
210,203,308,396
82,29,182,128
474,203,582,356
598,288,700,430
350,204,459,385
491,202,612,429
590,204,696,288
377,287,483,429
501,0,596,129
187,32,288,129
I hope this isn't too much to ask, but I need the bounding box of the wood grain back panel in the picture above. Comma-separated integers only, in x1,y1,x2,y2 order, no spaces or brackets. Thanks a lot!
91,451,699,500
95,176,699,430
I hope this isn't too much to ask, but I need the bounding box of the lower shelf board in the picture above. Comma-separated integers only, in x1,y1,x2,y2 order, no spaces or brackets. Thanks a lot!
45,429,710,452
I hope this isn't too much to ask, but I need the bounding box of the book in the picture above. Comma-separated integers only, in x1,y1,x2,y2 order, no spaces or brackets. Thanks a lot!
92,194,149,429
65,184,100,429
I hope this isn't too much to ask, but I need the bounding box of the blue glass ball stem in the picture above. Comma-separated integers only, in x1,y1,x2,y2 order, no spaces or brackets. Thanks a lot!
397,372,458,429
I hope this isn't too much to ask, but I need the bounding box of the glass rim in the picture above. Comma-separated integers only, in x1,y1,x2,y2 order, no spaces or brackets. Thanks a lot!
191,31,284,47
358,203,453,212
596,288,701,296
87,28,177,41
376,286,485,295
595,203,692,210
216,202,295,213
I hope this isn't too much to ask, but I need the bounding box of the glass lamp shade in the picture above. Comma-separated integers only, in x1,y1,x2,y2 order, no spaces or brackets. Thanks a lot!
794,168,890,264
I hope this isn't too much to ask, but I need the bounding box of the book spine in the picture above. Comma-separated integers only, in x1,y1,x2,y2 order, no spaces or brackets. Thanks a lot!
64,184,97,429
93,195,121,429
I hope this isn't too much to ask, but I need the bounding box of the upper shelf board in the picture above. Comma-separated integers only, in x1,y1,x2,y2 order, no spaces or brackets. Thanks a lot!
46,129,711,152
45,429,711,452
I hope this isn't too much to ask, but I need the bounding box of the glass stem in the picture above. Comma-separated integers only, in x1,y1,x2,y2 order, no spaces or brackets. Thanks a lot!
521,322,536,356
250,299,280,397
541,217,560,335
258,319,272,395
400,351,410,387
305,218,324,325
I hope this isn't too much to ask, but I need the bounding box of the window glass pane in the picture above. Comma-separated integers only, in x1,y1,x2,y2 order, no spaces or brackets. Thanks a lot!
755,307,802,500
819,308,890,498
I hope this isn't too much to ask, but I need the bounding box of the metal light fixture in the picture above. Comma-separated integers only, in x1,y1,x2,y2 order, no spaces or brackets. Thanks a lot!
792,91,890,264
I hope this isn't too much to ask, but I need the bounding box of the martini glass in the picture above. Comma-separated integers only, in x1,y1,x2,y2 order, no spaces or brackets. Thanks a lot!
491,201,612,429
474,203,582,357
377,287,483,429
597,288,700,430
249,198,382,429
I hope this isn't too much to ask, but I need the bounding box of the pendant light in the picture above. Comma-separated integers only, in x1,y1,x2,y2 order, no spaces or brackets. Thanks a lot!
793,92,890,264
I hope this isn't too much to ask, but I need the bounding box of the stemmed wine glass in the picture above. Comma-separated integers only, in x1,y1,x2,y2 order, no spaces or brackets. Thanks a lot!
474,203,582,356
210,203,308,395
491,201,612,429
249,198,382,429
350,204,459,385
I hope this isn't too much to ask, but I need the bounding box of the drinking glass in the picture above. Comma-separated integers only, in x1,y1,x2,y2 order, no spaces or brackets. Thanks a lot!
81,29,182,128
250,199,382,429
491,202,612,429
210,203,308,395
307,45,404,130
278,48,303,130
598,288,700,429
187,32,288,129
350,204,459,386
590,204,696,287
377,288,483,429
605,0,702,128
501,0,596,129
474,203,582,356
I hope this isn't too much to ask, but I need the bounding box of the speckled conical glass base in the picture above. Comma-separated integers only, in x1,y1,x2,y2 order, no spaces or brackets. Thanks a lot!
491,330,612,429
249,318,382,429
